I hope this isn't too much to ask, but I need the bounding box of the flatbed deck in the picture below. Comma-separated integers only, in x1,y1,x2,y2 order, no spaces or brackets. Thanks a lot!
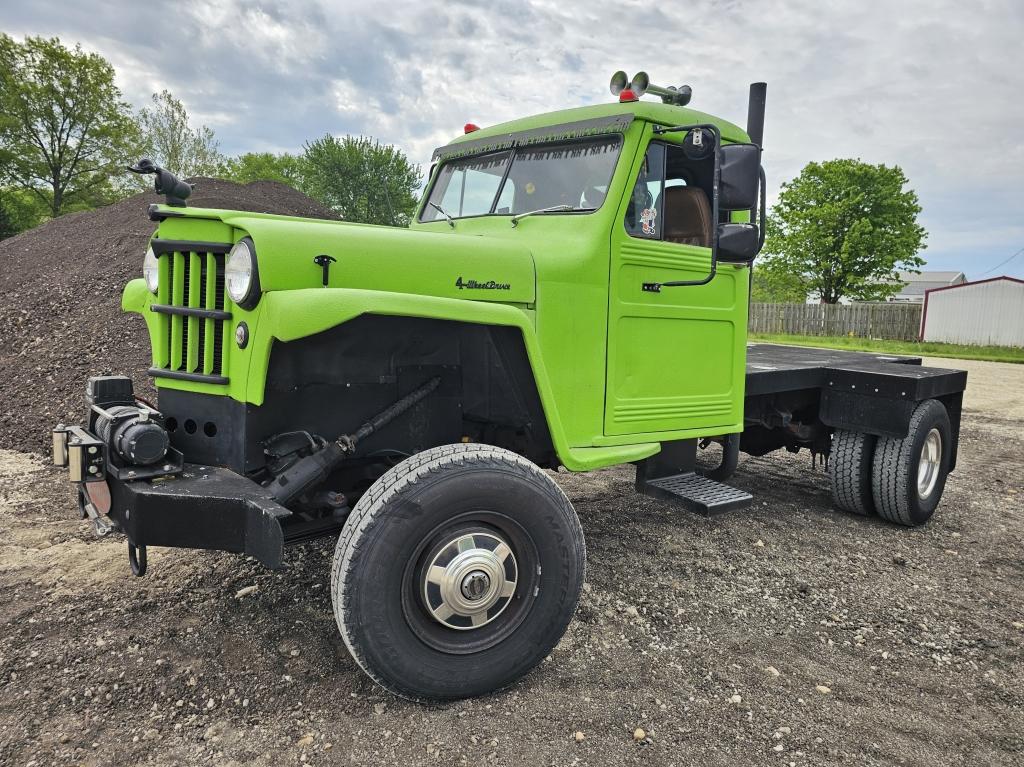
745,343,966,399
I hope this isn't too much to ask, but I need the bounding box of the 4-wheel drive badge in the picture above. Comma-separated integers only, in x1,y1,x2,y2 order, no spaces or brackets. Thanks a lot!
455,277,511,290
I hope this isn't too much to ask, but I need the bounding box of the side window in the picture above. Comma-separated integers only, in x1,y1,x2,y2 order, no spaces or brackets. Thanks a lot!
624,143,665,240
624,141,712,248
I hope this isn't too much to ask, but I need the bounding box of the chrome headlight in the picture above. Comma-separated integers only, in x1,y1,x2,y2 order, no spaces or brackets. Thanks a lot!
225,238,261,309
143,246,159,293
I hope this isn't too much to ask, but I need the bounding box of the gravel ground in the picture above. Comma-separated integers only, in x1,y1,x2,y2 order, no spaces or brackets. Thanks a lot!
0,357,1021,767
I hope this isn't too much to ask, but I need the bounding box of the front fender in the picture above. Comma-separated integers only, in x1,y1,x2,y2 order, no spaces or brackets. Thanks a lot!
248,289,656,471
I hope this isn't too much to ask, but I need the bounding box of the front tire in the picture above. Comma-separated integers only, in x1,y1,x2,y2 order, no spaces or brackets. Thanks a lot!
871,399,952,526
331,443,586,702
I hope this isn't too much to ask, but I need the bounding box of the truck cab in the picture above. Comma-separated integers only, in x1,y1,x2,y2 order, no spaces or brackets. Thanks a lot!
413,99,758,450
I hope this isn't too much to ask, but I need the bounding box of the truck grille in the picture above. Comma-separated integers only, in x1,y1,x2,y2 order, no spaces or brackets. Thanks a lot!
147,239,233,385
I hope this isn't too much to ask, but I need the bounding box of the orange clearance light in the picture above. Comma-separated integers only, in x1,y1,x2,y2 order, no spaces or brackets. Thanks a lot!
619,88,638,103
464,123,480,133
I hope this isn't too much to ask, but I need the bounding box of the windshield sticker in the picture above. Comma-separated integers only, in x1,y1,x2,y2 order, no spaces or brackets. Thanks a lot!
640,206,657,236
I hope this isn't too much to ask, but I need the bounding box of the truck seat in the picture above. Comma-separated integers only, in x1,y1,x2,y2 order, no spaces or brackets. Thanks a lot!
660,186,712,247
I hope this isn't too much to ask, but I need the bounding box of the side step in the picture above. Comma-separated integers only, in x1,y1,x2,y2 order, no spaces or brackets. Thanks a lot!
639,472,753,516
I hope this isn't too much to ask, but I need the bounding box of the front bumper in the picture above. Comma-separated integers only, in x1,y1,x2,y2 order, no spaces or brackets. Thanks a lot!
107,464,291,569
54,421,291,569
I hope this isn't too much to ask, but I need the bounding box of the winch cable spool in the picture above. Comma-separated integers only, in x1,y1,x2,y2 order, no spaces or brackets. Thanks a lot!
266,377,442,506
94,404,170,466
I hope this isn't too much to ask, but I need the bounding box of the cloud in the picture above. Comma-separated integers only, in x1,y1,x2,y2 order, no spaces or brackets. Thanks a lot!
2,0,1022,277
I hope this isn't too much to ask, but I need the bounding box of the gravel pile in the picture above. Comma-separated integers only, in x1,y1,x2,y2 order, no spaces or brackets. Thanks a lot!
0,179,335,454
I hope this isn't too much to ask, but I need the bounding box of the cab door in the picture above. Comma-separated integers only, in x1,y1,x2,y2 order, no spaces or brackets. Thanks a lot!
604,129,747,438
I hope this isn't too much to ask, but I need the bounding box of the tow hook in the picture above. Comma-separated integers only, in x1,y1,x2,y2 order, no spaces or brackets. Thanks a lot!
77,488,116,537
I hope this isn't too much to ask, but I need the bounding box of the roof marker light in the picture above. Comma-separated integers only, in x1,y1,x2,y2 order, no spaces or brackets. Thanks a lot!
619,88,638,103
464,123,480,134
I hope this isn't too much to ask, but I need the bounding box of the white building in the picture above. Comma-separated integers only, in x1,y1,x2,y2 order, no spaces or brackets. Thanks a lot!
920,276,1024,347
888,271,966,303
805,270,967,305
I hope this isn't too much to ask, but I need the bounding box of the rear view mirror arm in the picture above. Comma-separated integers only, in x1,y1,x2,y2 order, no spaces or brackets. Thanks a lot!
757,165,767,253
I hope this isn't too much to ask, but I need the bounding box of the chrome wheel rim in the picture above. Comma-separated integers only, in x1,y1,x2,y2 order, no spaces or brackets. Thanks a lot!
917,428,942,499
422,531,518,630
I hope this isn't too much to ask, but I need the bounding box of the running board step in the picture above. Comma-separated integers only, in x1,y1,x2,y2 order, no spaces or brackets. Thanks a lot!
639,472,753,515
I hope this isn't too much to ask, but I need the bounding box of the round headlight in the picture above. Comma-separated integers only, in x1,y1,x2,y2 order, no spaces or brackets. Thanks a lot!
143,246,159,293
225,238,260,308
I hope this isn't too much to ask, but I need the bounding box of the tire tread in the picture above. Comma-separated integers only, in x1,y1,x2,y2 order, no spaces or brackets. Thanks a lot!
829,429,875,515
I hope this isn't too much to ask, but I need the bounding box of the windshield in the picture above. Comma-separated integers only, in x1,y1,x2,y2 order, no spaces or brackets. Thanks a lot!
420,135,621,222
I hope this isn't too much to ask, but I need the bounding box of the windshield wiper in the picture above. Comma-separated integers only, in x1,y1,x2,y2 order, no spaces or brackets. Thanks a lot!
429,202,456,228
510,204,576,227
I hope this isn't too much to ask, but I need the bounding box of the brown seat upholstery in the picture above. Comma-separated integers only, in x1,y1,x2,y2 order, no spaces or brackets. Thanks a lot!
659,186,712,247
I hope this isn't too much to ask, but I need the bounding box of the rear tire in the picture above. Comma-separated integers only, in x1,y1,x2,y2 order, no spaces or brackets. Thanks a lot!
871,399,951,526
331,443,586,702
829,429,876,516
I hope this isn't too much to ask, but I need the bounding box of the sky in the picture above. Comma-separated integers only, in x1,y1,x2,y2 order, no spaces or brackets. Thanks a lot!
2,0,1023,279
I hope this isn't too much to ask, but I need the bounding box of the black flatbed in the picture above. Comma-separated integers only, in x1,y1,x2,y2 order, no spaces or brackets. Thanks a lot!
745,343,967,400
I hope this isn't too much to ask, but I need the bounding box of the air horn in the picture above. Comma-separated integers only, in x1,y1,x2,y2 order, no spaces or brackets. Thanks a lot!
609,71,692,106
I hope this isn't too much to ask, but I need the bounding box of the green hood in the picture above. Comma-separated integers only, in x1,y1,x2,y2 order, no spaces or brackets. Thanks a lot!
162,208,536,305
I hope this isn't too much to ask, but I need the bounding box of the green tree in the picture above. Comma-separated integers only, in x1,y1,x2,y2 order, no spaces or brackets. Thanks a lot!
301,135,422,225
0,35,139,217
223,151,303,185
0,187,49,236
0,198,15,241
759,159,927,304
750,268,807,303
136,90,225,179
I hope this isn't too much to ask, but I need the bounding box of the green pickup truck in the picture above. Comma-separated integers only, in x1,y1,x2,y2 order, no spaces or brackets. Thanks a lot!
53,73,966,701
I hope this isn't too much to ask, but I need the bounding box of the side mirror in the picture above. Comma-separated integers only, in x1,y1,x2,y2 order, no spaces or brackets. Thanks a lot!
718,144,760,210
716,223,759,263
127,158,193,207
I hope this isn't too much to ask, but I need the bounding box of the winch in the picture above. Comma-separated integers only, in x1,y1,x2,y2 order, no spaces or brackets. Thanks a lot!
86,376,169,466
93,404,169,466
53,376,181,485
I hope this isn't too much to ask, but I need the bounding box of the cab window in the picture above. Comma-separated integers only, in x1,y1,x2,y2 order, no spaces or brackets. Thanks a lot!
422,151,511,220
420,135,621,222
624,143,664,239
498,137,619,213
624,141,713,248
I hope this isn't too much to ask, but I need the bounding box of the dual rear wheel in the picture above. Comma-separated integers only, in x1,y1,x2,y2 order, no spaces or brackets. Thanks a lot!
829,399,952,526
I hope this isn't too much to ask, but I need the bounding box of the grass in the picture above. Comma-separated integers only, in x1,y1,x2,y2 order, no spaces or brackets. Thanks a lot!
748,333,1024,364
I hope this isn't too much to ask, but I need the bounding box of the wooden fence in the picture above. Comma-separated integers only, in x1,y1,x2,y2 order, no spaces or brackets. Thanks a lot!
748,302,923,341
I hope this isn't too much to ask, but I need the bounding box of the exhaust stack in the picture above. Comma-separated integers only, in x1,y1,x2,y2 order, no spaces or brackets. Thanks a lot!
746,82,767,148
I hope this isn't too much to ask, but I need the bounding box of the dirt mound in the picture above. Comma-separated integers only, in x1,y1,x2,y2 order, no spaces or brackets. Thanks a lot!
0,179,336,454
